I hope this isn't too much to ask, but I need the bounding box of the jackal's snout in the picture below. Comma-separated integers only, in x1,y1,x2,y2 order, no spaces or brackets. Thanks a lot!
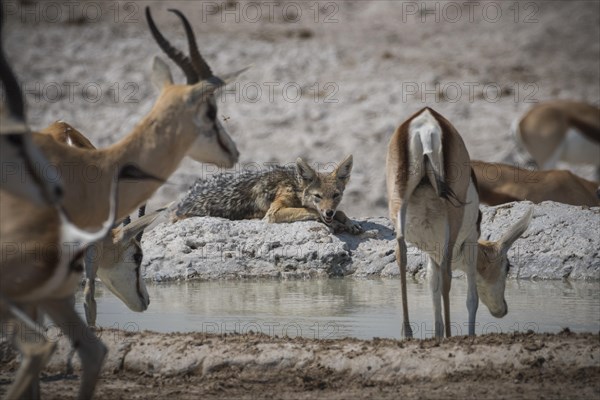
296,155,354,226
322,209,336,224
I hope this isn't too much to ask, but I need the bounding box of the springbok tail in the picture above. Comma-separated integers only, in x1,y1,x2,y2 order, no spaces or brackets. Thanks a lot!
424,154,465,208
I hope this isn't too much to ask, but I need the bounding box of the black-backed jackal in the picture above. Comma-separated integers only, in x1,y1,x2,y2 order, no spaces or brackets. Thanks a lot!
175,155,363,234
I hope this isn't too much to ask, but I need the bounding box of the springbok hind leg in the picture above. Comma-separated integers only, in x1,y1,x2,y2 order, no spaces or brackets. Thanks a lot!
395,202,414,339
396,237,413,338
41,297,107,400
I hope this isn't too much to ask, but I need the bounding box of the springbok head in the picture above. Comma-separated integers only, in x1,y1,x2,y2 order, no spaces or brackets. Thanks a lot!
476,207,533,318
146,7,249,168
95,208,164,312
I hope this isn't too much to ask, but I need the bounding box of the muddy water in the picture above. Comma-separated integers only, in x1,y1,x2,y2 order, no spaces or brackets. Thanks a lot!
77,279,600,340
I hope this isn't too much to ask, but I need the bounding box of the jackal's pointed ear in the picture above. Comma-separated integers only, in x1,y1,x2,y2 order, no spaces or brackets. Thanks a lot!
296,158,317,182
151,57,174,90
335,155,353,183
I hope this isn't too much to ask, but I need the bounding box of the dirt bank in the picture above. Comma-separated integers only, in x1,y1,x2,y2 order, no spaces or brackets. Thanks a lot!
1,330,598,399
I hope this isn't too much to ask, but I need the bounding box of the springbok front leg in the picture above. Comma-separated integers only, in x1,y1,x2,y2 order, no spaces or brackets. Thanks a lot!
1,303,55,400
82,246,98,327
440,234,453,339
464,236,479,336
40,297,107,400
441,204,464,338
428,211,459,339
427,257,443,338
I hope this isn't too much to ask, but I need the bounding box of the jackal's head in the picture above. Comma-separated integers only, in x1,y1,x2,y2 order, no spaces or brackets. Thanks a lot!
296,155,353,225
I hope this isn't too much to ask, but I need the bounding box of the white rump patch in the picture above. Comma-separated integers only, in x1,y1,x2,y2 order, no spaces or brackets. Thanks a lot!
407,109,445,188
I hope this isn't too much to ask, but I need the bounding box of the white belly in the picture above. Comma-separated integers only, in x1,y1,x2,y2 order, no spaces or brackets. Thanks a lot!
405,180,479,271
554,128,600,167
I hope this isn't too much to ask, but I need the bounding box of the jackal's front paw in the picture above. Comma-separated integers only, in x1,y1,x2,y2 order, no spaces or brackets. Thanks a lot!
344,220,364,235
329,220,363,234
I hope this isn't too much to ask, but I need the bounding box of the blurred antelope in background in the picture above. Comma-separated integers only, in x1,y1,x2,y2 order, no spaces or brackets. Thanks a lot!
387,108,532,339
472,160,600,206
513,100,600,177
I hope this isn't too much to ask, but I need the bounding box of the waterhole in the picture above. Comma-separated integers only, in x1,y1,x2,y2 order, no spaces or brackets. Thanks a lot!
77,279,599,340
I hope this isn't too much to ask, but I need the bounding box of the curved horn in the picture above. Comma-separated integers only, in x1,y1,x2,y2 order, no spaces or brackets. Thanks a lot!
168,8,213,80
145,7,198,84
0,6,25,121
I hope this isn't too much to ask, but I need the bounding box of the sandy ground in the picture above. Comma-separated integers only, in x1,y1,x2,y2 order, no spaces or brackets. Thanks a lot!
3,0,599,218
1,330,599,399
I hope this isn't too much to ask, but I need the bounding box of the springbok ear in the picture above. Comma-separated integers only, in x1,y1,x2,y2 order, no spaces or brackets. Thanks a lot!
296,158,317,182
119,208,165,243
188,65,251,102
0,115,28,134
151,56,174,89
188,80,223,103
335,155,353,182
499,207,533,254
217,65,252,86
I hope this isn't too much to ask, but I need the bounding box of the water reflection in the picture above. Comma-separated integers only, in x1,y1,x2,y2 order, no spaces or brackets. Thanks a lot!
77,279,600,340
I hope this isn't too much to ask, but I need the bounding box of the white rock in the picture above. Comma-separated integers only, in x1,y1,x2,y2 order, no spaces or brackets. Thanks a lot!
142,202,600,281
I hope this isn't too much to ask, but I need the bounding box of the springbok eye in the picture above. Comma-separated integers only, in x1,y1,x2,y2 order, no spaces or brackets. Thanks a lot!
133,252,143,265
206,102,217,120
333,193,340,199
314,194,322,200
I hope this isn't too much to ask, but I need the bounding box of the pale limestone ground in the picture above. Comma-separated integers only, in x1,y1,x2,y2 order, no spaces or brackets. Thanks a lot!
4,0,599,218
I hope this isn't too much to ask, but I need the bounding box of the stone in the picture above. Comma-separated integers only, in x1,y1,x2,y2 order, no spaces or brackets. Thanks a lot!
142,202,600,282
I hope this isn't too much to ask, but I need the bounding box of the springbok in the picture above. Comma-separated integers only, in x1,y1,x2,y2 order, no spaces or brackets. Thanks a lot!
26,7,247,325
21,7,247,230
0,163,158,400
1,6,247,398
94,209,165,309
40,121,165,324
512,100,600,176
387,107,532,338
472,160,600,206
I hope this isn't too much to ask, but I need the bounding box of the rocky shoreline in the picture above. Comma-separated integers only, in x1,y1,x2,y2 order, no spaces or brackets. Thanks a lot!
142,201,600,282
